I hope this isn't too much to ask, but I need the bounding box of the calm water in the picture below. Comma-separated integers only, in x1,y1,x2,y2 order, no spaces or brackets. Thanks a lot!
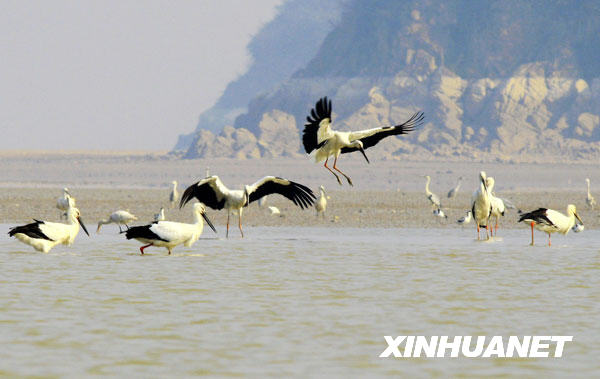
1,225,598,377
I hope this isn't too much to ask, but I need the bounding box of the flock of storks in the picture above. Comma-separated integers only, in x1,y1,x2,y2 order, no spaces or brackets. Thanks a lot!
8,97,594,253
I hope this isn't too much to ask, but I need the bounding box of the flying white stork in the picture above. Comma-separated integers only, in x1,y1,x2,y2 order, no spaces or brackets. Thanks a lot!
169,181,179,208
125,202,216,255
457,210,472,225
97,210,138,233
154,207,165,222
56,188,75,219
447,176,462,199
8,206,89,253
180,175,316,237
316,185,327,218
519,204,583,246
586,178,596,209
486,177,505,236
302,97,424,186
471,171,492,240
424,175,442,208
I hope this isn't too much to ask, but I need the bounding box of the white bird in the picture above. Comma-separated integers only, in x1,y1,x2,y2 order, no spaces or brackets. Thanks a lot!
9,206,89,253
471,171,492,240
125,203,216,255
457,210,472,224
487,177,505,236
316,185,327,218
572,223,585,233
56,188,75,219
433,208,447,219
586,178,596,209
424,175,441,208
180,175,316,238
154,207,165,222
447,176,462,199
519,204,583,246
268,206,281,215
169,181,179,208
97,210,138,233
302,97,424,186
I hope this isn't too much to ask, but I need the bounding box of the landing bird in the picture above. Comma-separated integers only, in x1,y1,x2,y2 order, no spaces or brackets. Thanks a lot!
302,97,424,186
457,210,472,224
519,204,583,246
424,175,441,208
125,203,216,255
471,171,492,240
433,208,447,219
316,185,327,218
9,206,89,253
154,207,165,222
487,177,505,236
97,210,138,233
180,175,316,237
447,176,462,199
169,181,179,208
586,178,596,209
56,188,75,219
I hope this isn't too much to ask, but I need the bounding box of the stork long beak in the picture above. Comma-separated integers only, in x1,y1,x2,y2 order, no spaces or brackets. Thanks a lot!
480,175,488,192
202,213,217,234
359,146,370,164
575,212,583,225
78,216,90,236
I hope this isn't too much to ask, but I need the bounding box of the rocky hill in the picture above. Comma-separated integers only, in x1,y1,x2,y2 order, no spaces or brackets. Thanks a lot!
178,0,600,162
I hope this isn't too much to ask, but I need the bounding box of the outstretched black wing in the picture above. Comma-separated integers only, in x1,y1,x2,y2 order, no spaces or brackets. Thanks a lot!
8,220,54,241
341,111,424,153
246,176,316,209
302,97,332,153
179,176,228,210
518,208,554,226
125,224,169,242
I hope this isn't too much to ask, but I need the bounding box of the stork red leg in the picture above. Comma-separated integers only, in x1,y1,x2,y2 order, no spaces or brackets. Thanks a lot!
548,232,551,247
140,243,152,255
332,155,353,186
530,222,535,246
324,158,342,185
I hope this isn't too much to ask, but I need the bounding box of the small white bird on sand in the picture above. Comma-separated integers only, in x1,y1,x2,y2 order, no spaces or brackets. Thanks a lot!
268,206,281,215
518,204,583,246
154,207,165,222
97,210,138,233
316,185,327,218
125,203,216,255
586,178,596,209
9,206,90,253
447,176,462,199
56,188,75,219
433,208,447,219
169,181,179,208
457,210,472,225
424,175,441,208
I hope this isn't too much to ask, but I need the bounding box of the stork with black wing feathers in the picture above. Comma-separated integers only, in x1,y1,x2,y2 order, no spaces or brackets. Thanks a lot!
302,97,424,186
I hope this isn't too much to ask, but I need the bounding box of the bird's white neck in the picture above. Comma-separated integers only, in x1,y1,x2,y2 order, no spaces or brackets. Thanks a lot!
425,177,432,195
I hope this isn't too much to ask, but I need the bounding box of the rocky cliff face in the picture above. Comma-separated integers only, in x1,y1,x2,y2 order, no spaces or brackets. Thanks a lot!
180,0,600,162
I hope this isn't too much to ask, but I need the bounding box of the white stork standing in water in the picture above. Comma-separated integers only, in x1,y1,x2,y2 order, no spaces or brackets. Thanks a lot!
56,188,75,219
424,175,442,208
586,178,596,209
97,210,138,233
180,175,316,237
169,181,179,208
471,171,492,240
519,204,583,246
125,203,216,255
8,206,89,253
447,176,462,199
316,185,327,218
302,97,424,186
486,177,505,236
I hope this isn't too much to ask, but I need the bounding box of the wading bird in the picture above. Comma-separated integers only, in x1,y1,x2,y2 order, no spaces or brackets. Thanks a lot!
487,177,505,236
457,210,472,225
56,188,75,219
316,185,327,218
97,210,138,233
424,175,441,208
125,203,216,255
586,178,596,209
447,176,462,199
471,171,492,240
433,208,447,219
169,181,179,208
302,97,424,186
154,207,165,222
518,204,583,246
9,206,89,253
180,175,316,237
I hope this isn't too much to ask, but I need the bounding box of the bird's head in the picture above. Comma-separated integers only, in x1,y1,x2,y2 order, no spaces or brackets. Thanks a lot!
63,187,70,195
319,185,325,192
567,204,583,225
69,207,89,236
194,202,216,233
479,171,488,192
351,140,369,163
172,180,177,186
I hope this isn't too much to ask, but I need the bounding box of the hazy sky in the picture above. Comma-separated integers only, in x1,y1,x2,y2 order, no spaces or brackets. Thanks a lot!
1,0,281,151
